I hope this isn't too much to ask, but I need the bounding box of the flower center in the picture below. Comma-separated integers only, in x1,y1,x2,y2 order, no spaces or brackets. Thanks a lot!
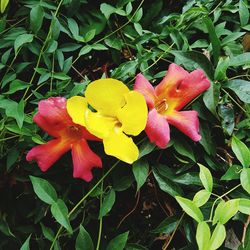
155,98,168,114
67,125,82,140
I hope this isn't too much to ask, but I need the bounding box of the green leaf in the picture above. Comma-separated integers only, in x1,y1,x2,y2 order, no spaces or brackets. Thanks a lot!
175,196,204,222
134,23,143,35
107,231,129,250
100,3,116,19
198,164,213,192
6,148,19,171
75,225,94,250
239,198,250,215
79,45,92,56
132,159,149,191
53,72,71,80
153,168,183,197
138,140,156,158
231,136,250,168
228,52,250,67
204,16,221,64
4,80,29,94
203,82,220,117
151,215,179,234
220,165,241,181
20,234,31,250
14,34,34,54
30,5,44,34
40,223,54,242
29,176,57,205
208,223,226,250
51,199,72,233
241,168,250,194
223,80,250,104
221,32,245,46
67,18,79,39
239,0,249,27
219,199,239,224
91,43,108,50
174,138,195,162
193,189,211,207
84,29,96,42
99,189,116,218
212,200,225,225
196,221,211,250
0,0,9,13
132,8,143,22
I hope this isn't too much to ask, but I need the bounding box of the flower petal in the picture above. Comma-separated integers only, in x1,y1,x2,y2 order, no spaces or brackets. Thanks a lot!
103,132,139,164
167,110,201,141
26,139,70,171
155,63,189,98
71,139,102,182
66,96,87,127
145,109,170,148
134,73,156,109
85,78,129,116
38,97,72,126
85,110,116,139
155,64,210,111
117,91,148,136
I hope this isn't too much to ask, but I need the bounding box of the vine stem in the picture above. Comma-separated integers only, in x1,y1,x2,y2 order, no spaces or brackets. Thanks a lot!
96,179,104,250
22,0,64,100
49,160,120,250
208,183,241,221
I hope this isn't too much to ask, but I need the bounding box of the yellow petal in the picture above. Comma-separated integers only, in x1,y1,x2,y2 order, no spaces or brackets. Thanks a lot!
85,110,116,139
66,96,87,126
85,78,129,116
103,132,139,164
117,91,148,136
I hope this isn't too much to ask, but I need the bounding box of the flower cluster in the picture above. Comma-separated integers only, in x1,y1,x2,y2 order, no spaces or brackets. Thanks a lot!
26,64,210,181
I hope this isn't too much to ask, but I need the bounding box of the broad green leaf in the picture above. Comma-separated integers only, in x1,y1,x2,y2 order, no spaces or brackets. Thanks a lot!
30,176,57,205
0,0,9,13
208,223,226,250
203,82,220,117
20,234,31,250
40,223,54,242
53,72,71,80
99,189,116,218
100,3,116,19
0,218,14,237
132,159,149,191
67,18,79,39
91,43,108,50
126,2,132,15
218,103,235,135
193,189,211,207
241,168,250,194
107,231,129,250
174,138,195,162
84,29,96,42
220,165,241,181
196,221,211,250
132,8,143,22
75,225,94,250
198,164,213,192
212,200,225,225
239,0,249,26
153,169,183,197
14,34,34,54
175,196,204,223
51,199,72,233
228,52,250,67
239,198,250,215
79,45,92,56
221,32,245,46
151,215,179,234
30,5,44,34
223,80,250,104
219,199,239,224
231,136,250,168
138,140,156,158
204,16,221,64
4,80,29,94
6,148,19,170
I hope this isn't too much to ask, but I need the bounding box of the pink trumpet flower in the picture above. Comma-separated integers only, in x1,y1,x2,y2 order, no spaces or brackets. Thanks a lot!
26,97,102,182
134,63,210,148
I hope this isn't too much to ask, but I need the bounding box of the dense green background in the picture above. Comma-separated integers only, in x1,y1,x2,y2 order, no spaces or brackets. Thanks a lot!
0,0,249,249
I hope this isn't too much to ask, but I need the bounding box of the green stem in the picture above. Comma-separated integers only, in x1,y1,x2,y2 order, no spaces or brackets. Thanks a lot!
209,183,241,221
96,180,104,250
49,160,120,250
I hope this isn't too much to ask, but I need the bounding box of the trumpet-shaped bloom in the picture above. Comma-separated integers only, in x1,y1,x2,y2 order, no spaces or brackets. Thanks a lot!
26,97,102,182
134,63,210,148
67,79,148,164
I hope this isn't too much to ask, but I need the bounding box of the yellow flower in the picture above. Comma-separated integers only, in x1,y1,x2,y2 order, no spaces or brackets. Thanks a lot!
67,78,148,164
